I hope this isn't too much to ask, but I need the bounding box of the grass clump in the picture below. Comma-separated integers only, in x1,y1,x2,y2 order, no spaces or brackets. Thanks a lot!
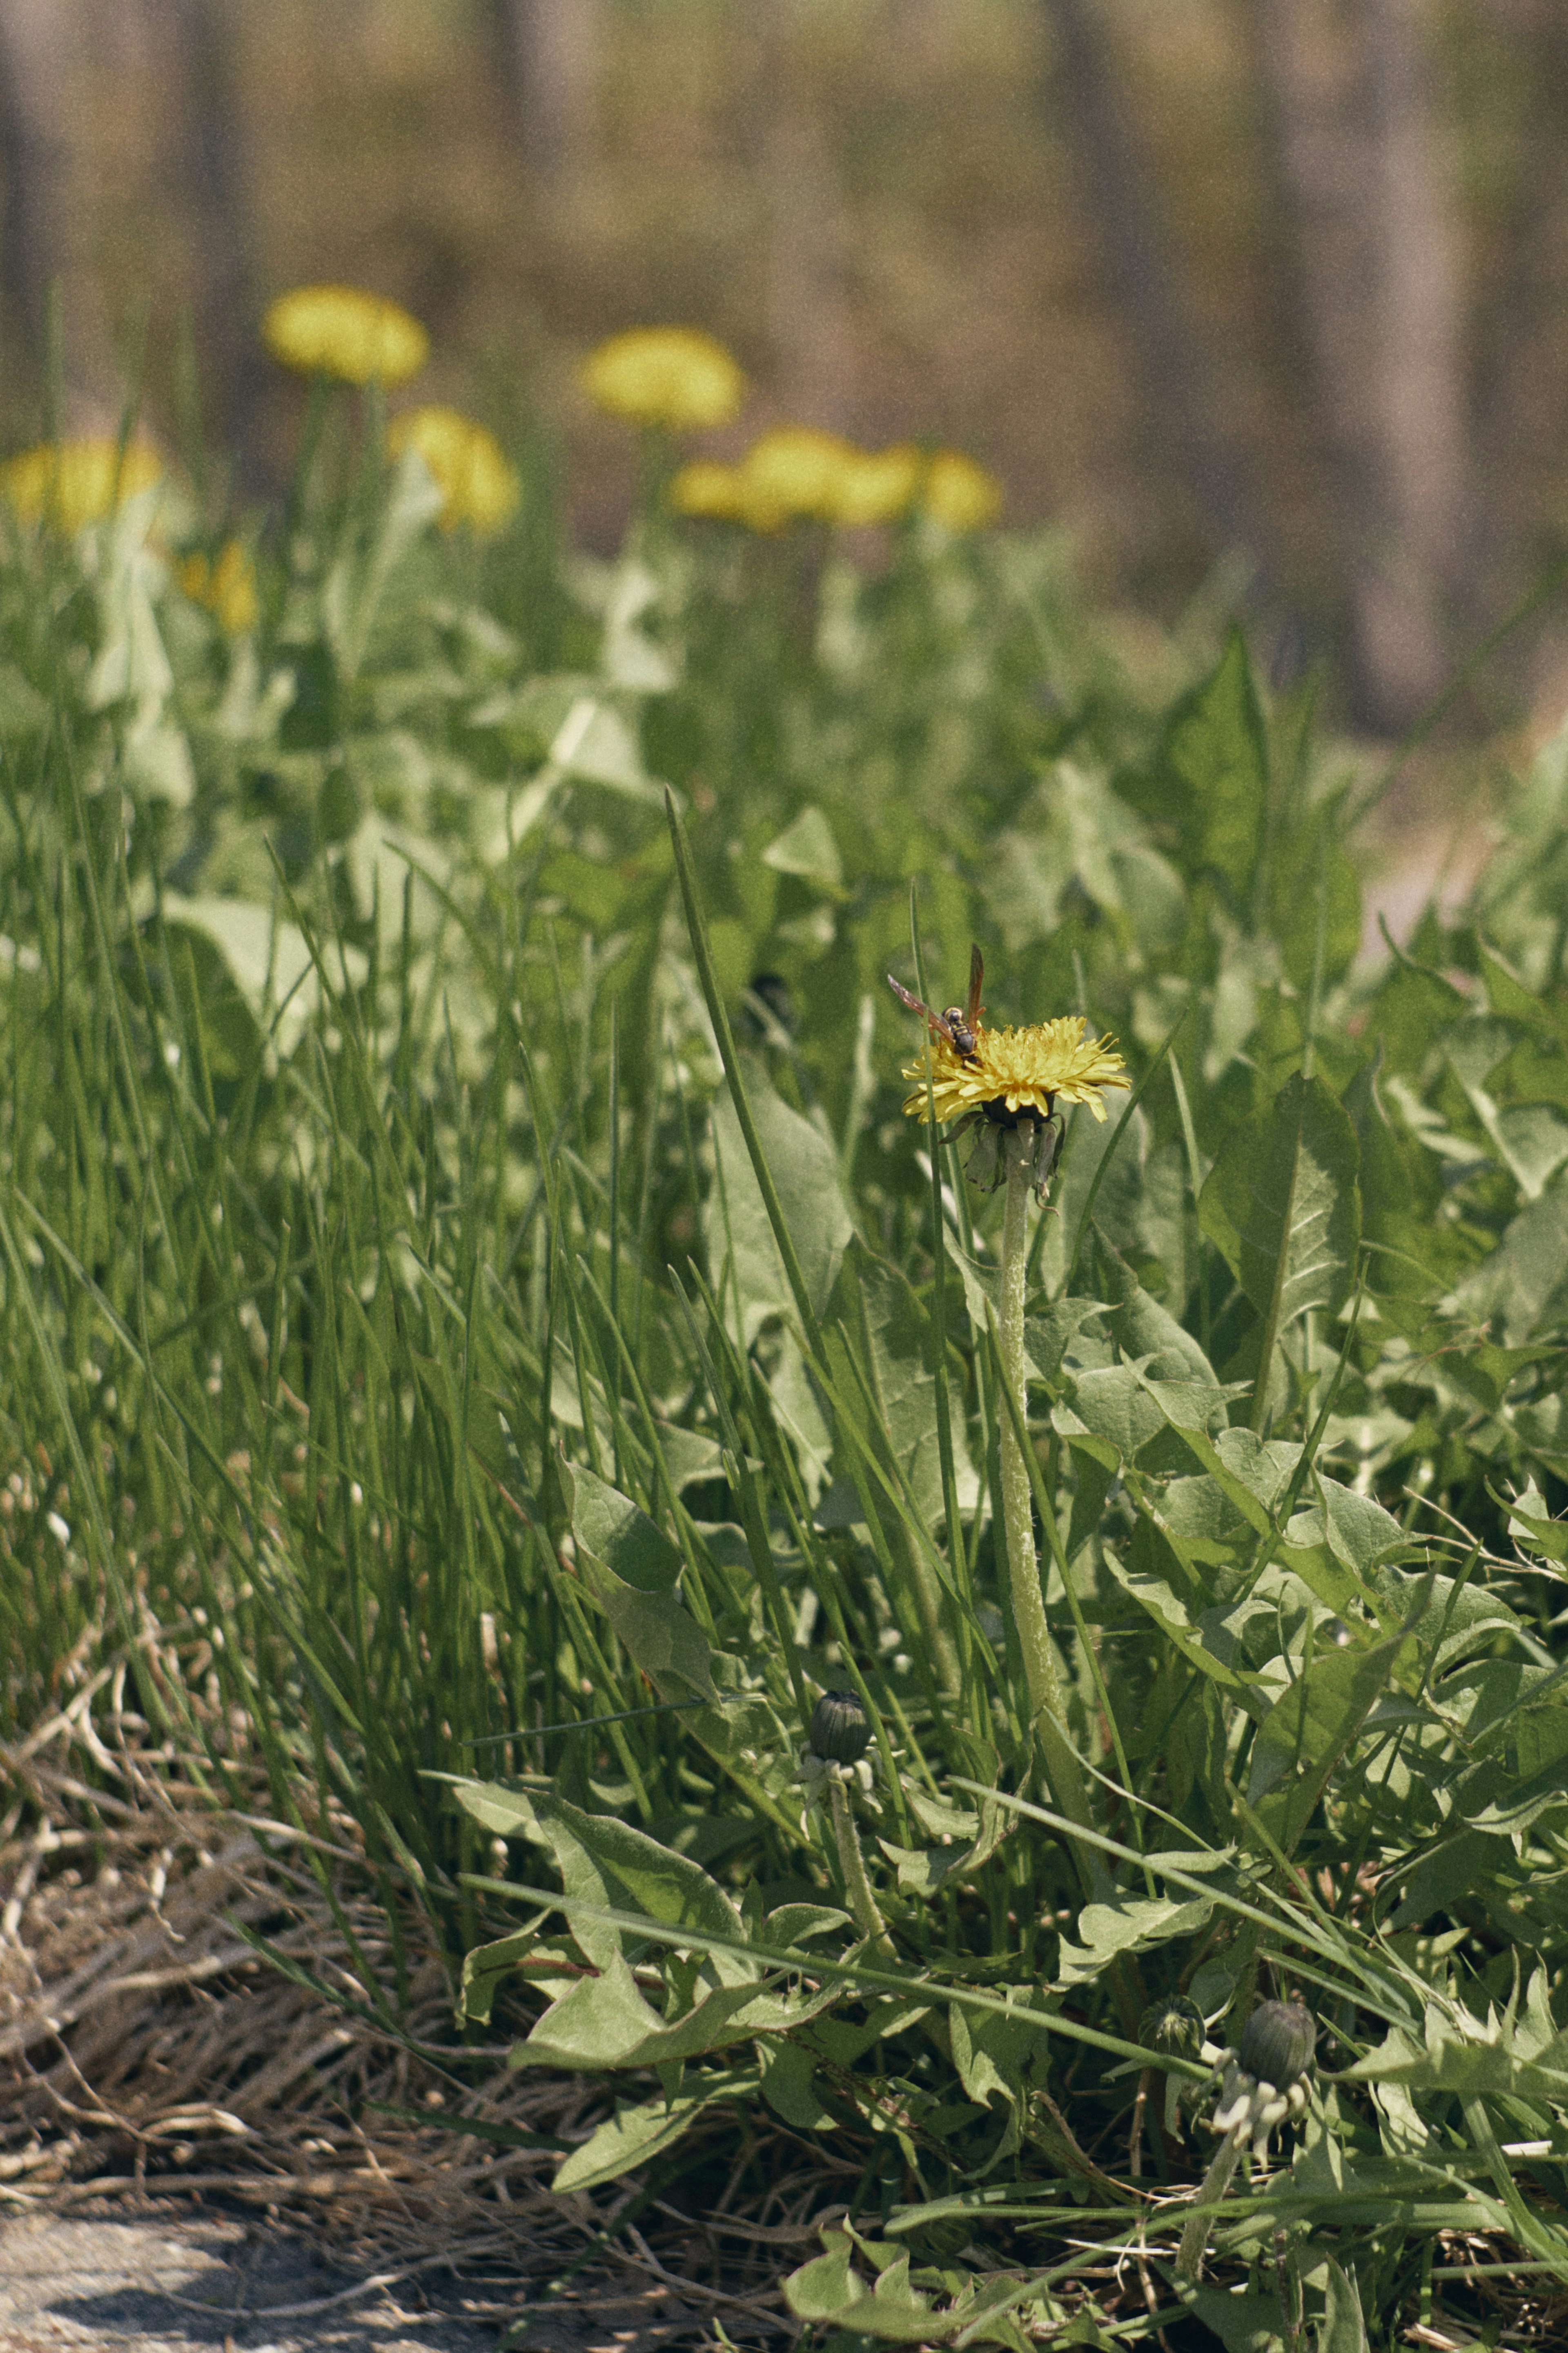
5,321,1568,2351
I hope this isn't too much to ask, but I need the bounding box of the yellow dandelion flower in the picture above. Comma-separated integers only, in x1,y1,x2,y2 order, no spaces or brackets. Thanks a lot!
262,285,429,387
901,1017,1128,1127
582,326,745,430
670,458,751,522
822,441,921,529
739,424,857,523
387,405,519,535
920,448,1002,532
179,540,258,634
0,437,163,535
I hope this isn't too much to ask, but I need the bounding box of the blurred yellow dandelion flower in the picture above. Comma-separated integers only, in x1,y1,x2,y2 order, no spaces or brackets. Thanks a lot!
262,285,429,386
920,448,1002,532
740,424,857,524
179,540,258,634
669,458,755,524
582,326,745,430
0,437,163,535
902,1017,1127,1126
387,405,519,535
823,441,921,528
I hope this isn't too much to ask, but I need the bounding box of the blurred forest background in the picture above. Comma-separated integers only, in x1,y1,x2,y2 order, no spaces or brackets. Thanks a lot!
0,0,1566,741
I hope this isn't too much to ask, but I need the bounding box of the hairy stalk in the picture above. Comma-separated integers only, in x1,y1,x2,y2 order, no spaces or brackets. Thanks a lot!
1177,2134,1243,2282
828,1779,894,1956
998,1131,1100,1877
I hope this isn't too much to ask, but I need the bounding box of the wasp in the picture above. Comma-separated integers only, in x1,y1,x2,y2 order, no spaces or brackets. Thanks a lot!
886,941,984,1061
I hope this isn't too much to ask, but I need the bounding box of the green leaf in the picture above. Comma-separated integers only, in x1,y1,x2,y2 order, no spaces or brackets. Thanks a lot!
552,2064,760,2192
161,893,367,1059
1106,1543,1260,1692
829,1242,979,1528
1096,1232,1217,1383
880,1787,1011,1897
1183,2285,1289,2353
706,1071,854,1344
1247,1627,1414,1849
948,1995,1041,2107
459,1925,537,2027
526,1792,753,1980
1344,1053,1443,1300
1316,2259,1363,2353
510,1952,670,2068
1060,1363,1167,1463
1268,809,1362,990
1198,1070,1361,1330
1350,1981,1568,2103
324,446,443,677
1159,630,1268,900
762,804,844,892
578,1552,721,1708
1503,1483,1568,1568
1025,1297,1112,1382
1055,1891,1214,1992
758,2037,837,2129
1447,1189,1568,1344
559,1451,682,1593
785,2221,1031,2346
521,1967,840,2074
1479,942,1568,1048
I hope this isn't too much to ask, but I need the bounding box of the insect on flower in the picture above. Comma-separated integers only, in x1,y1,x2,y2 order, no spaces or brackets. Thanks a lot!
886,940,985,1062
888,943,1129,1200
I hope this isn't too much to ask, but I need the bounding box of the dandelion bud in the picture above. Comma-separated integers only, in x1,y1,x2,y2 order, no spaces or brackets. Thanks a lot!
1238,1998,1315,2091
1140,1994,1203,2062
808,1689,871,1766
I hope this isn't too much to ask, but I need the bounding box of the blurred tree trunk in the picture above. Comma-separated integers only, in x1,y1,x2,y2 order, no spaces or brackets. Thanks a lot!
157,0,263,466
1464,0,1568,643
1038,0,1278,578
492,0,598,186
0,0,78,374
750,0,857,430
1258,0,1465,729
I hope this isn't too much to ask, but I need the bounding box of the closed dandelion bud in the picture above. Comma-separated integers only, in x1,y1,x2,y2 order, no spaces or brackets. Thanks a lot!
808,1689,870,1766
1140,1994,1203,2062
1238,1998,1315,2090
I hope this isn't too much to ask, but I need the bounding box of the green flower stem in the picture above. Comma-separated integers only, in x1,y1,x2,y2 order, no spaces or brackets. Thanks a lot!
998,1130,1100,1878
828,1778,894,1956
1177,2132,1243,2283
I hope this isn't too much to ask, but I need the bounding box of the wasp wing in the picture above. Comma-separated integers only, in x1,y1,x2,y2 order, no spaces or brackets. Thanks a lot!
966,942,984,1036
886,972,958,1047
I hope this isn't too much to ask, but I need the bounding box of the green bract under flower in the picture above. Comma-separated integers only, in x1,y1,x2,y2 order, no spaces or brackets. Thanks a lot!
901,1016,1129,1127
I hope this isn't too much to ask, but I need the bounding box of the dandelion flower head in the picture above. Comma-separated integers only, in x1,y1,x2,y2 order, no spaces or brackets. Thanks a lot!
672,432,936,535
902,1016,1129,1126
0,437,163,535
739,425,858,523
824,442,921,528
262,285,429,386
920,448,1002,532
179,540,258,634
669,458,755,525
582,326,745,430
387,405,519,535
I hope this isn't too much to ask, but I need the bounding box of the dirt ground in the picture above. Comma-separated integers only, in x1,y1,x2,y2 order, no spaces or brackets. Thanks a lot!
0,2203,707,2353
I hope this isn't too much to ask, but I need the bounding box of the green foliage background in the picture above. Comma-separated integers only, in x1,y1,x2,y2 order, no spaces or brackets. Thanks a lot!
6,393,1568,2349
